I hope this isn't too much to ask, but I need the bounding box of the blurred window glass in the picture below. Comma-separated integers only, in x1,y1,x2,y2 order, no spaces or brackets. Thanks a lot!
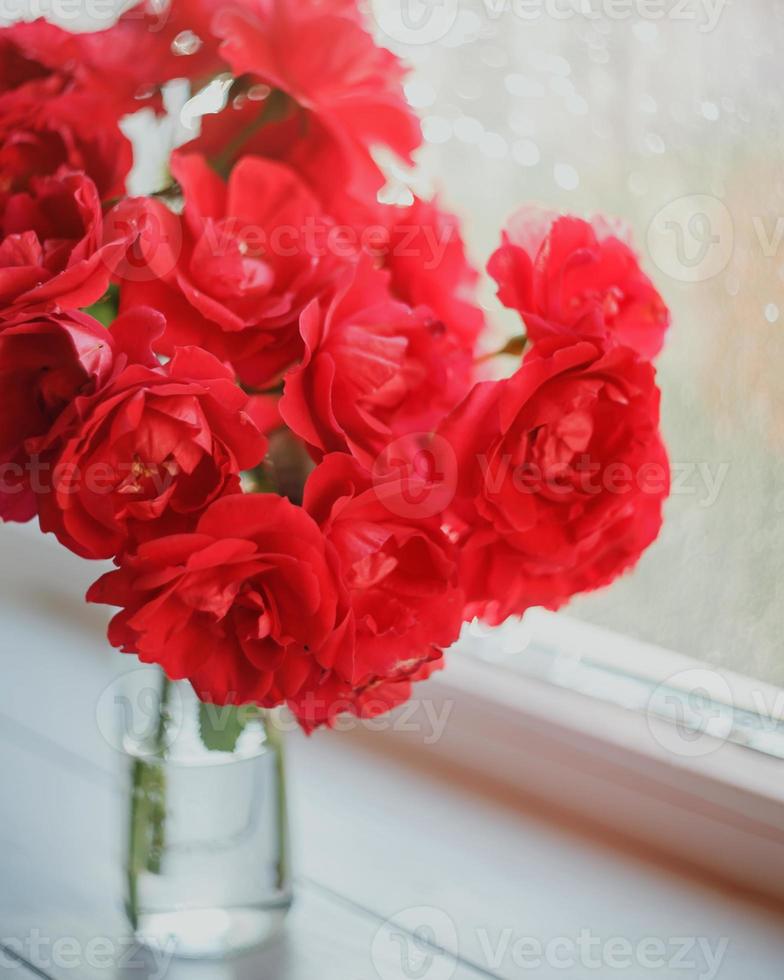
371,0,784,687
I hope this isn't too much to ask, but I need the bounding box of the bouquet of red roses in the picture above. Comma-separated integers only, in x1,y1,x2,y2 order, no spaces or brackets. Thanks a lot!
0,0,671,732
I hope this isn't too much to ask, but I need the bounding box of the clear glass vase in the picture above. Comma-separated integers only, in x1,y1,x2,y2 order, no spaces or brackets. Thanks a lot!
120,669,292,959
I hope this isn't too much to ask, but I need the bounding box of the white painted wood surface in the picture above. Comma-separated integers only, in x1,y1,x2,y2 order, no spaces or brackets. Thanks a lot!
2,522,784,979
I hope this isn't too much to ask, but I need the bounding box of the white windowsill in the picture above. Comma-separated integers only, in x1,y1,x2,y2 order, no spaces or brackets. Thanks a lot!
356,615,784,903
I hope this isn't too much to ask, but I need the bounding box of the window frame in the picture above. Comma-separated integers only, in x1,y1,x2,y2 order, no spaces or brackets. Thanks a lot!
361,611,784,903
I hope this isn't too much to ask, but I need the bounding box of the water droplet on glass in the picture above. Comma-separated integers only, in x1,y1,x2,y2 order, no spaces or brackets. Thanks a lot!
172,30,203,56
554,163,579,191
639,94,657,114
627,172,648,196
248,84,272,102
509,109,535,136
700,101,720,121
512,139,540,167
505,74,545,99
422,116,452,144
550,76,574,98
443,9,482,48
529,51,570,76
456,77,483,101
480,45,507,68
405,79,436,109
453,116,484,144
566,94,588,116
479,132,508,160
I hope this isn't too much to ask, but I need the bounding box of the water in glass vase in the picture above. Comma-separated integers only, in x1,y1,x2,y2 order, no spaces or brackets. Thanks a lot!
122,671,292,959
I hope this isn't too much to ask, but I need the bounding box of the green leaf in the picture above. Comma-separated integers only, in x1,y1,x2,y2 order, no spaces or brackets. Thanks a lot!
84,283,119,327
198,702,251,753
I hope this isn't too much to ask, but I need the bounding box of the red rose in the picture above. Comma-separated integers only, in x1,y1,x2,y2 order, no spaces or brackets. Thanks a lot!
119,152,342,385
191,0,420,203
0,9,235,192
304,452,463,685
87,493,354,713
0,308,114,523
1,18,138,111
348,658,443,719
378,196,485,351
0,170,135,316
388,307,474,440
488,209,670,360
35,320,268,560
74,1,232,96
279,259,464,467
438,337,669,623
0,19,135,197
0,20,78,94
289,656,444,734
0,86,133,201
